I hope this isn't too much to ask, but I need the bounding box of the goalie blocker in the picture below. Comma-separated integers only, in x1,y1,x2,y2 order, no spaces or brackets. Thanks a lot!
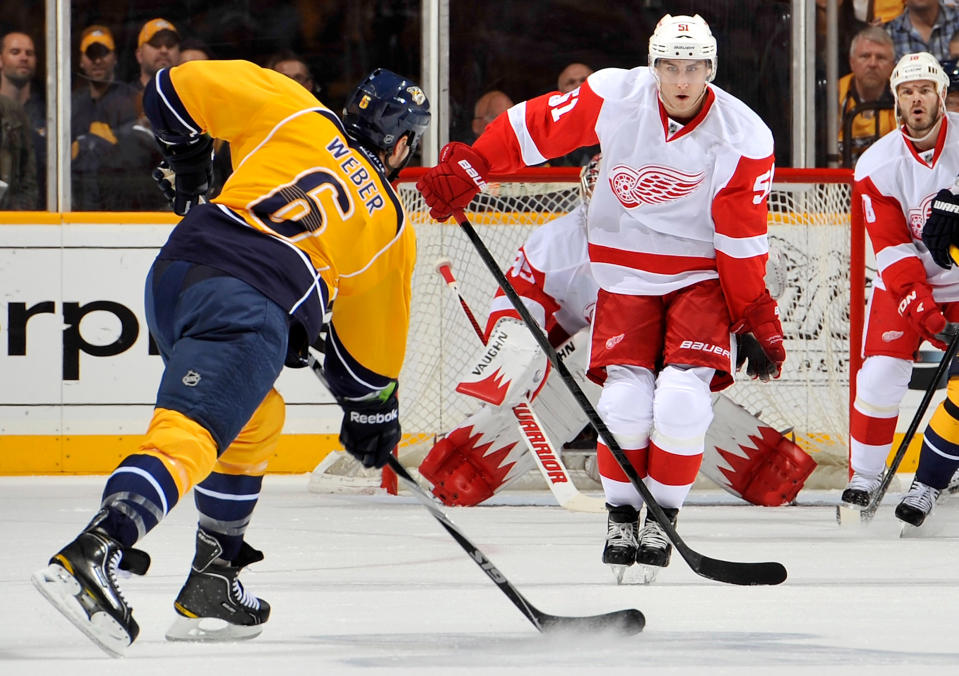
420,331,815,507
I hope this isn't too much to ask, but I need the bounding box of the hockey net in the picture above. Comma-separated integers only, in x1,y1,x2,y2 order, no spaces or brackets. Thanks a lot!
310,167,857,493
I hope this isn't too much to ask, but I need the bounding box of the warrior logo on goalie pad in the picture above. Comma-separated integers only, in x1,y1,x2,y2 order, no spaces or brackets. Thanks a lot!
456,318,549,407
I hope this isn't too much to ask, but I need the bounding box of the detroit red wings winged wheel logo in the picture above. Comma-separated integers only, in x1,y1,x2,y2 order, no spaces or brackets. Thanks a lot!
608,164,705,208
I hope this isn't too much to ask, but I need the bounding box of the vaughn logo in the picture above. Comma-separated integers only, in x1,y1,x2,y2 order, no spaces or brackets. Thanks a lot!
608,164,705,209
469,329,509,375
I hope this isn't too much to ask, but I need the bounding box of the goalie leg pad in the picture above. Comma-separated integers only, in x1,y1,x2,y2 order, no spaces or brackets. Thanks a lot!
455,317,549,407
702,394,816,506
419,406,533,506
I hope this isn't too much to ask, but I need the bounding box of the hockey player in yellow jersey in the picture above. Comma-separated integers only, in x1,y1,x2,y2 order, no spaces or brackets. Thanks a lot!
31,61,429,656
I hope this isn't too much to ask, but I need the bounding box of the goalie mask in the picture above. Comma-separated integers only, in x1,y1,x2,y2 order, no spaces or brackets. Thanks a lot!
342,68,431,166
648,14,717,83
579,153,602,209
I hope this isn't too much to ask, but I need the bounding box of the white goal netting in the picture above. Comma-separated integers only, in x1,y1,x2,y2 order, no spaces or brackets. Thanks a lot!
311,168,856,493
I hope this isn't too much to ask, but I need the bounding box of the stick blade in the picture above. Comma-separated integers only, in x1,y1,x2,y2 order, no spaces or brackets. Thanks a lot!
538,608,645,635
691,554,787,586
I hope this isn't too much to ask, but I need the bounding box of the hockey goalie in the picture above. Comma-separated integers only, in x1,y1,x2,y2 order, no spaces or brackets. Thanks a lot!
419,155,815,509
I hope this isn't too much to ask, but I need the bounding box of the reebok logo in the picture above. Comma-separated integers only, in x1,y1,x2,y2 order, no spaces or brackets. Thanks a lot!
350,409,398,425
457,159,488,190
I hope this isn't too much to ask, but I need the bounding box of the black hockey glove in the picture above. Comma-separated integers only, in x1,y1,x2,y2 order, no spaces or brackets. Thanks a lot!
338,384,401,469
922,188,959,269
736,332,778,382
152,135,214,216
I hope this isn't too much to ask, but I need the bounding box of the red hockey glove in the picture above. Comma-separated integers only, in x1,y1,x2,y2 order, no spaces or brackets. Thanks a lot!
415,142,490,221
897,284,948,350
733,291,786,379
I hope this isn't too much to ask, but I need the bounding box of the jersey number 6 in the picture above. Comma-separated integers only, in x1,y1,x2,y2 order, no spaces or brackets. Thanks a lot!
252,169,354,239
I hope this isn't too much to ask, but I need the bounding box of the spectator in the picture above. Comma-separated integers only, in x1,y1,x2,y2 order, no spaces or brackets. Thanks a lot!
885,0,959,61
839,26,897,166
941,56,959,110
71,25,139,210
0,31,43,208
133,18,181,90
557,62,592,93
472,90,512,139
264,50,316,95
179,38,214,63
0,92,38,209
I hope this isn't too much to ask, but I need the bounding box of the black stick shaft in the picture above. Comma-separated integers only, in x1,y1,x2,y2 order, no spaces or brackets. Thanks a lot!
309,353,645,633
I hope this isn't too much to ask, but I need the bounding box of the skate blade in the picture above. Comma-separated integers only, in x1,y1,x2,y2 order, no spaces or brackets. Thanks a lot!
836,503,868,527
32,564,131,658
636,564,660,585
606,564,630,585
166,615,264,642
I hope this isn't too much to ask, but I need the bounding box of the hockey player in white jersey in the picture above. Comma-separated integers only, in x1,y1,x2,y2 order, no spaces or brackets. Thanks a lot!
849,51,959,527
416,14,786,578
421,156,813,514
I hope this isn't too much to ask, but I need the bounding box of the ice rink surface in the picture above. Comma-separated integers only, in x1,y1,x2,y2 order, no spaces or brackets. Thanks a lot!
3,475,959,675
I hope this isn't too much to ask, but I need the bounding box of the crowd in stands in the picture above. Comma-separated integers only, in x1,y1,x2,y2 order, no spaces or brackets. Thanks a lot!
4,3,959,209
0,16,323,212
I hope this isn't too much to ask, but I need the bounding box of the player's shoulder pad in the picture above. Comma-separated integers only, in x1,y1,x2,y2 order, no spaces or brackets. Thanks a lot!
853,129,905,182
584,67,652,102
523,204,588,271
707,84,774,159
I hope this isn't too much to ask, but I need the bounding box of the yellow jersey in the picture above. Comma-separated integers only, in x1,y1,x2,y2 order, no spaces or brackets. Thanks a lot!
145,60,415,396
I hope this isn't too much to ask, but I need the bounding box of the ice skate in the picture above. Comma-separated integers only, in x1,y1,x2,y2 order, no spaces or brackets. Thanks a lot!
895,479,941,528
602,504,638,584
31,511,150,657
840,472,882,509
635,508,677,584
166,529,270,642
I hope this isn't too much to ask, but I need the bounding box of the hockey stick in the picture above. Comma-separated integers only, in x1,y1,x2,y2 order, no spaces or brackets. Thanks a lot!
307,354,644,634
435,257,606,513
454,212,787,586
860,322,959,522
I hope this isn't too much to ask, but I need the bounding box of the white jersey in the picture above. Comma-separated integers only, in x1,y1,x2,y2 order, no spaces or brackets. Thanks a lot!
472,66,775,325
487,204,598,337
854,113,959,301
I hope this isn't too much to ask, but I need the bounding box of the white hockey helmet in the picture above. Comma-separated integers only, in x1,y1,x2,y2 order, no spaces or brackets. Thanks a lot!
890,51,949,106
648,14,717,82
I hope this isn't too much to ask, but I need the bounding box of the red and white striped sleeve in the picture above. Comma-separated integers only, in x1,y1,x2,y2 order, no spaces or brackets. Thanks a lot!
854,175,926,297
714,154,776,324
472,83,603,173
